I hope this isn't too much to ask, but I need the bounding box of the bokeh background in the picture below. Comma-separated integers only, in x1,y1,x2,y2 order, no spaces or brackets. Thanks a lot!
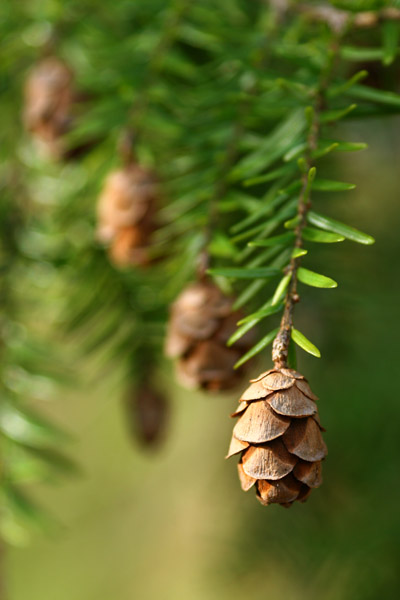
7,120,400,599
2,2,400,599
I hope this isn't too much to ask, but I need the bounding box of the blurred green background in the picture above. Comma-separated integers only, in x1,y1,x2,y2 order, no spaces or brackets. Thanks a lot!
7,118,400,600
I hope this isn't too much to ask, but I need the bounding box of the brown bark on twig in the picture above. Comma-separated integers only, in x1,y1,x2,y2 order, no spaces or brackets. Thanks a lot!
272,44,339,368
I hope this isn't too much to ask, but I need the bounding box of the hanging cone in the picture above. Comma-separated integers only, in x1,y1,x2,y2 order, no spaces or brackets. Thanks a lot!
126,385,168,447
96,162,158,267
165,280,253,391
23,57,75,159
227,367,327,506
23,56,98,160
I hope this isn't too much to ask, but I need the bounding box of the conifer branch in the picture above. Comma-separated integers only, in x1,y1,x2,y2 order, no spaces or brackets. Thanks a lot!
129,0,190,140
272,44,339,368
200,6,284,278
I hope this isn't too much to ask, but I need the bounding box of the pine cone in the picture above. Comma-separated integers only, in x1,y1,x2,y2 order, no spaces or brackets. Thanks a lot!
227,367,327,506
23,57,74,159
96,163,157,267
165,281,253,390
127,385,168,447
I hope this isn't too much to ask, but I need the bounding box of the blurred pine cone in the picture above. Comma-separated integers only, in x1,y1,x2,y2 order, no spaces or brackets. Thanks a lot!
96,163,158,267
23,57,74,159
165,280,253,391
127,385,168,447
227,367,327,506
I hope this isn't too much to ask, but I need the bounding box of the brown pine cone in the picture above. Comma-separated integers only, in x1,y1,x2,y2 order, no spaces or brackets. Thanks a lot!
23,57,74,159
126,385,168,447
96,163,157,267
227,367,327,506
165,281,253,391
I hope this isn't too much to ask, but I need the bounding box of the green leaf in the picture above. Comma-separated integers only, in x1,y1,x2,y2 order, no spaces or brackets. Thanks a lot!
305,105,314,127
26,447,80,476
320,140,368,153
320,104,357,123
218,190,259,213
228,317,259,346
237,302,284,325
307,167,316,184
239,244,285,270
382,21,400,66
283,142,307,162
291,328,321,358
307,211,375,245
284,216,299,229
271,273,292,305
233,198,298,246
297,267,337,288
243,164,297,187
233,249,292,309
3,483,49,530
275,77,309,99
292,248,307,258
347,84,400,108
0,403,68,448
209,233,237,258
231,222,269,244
327,70,368,97
207,267,280,279
231,191,297,237
297,157,307,172
248,232,296,247
303,227,345,243
313,142,339,159
178,24,220,51
231,108,306,179
234,328,279,369
312,179,356,192
340,46,384,62
285,180,303,195
230,182,289,235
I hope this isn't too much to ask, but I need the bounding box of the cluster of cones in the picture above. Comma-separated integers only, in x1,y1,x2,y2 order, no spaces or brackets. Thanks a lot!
23,57,158,266
227,367,327,506
165,280,253,391
23,56,328,507
164,281,328,507
96,161,158,267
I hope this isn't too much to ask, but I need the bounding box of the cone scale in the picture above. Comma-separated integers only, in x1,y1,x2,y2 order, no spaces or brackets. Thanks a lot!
227,367,327,507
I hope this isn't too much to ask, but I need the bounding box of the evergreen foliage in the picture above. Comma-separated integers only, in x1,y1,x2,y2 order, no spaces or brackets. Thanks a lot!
1,0,400,544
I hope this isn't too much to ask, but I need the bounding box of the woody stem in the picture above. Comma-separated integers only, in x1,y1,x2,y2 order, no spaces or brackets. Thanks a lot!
272,45,338,369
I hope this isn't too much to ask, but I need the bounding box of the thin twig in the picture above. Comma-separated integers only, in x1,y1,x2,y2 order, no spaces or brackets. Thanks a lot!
197,120,244,279
272,43,339,368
